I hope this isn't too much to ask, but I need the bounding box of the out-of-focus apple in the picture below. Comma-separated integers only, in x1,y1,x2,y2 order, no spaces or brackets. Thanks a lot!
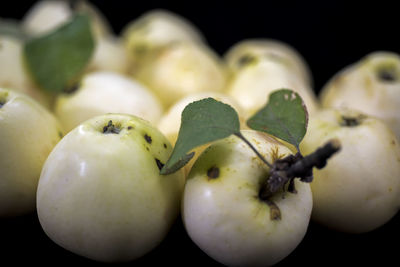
122,9,205,72
320,51,400,141
224,39,313,88
0,88,63,217
0,35,53,109
54,71,163,133
135,42,227,108
300,107,400,233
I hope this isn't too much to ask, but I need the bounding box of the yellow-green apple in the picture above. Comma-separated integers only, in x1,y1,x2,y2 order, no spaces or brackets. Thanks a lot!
183,130,312,266
37,113,185,262
226,58,318,118
135,42,227,108
0,35,53,109
22,0,111,38
86,36,130,74
54,71,163,133
0,88,63,217
224,38,312,88
320,51,400,141
300,107,400,233
122,9,205,72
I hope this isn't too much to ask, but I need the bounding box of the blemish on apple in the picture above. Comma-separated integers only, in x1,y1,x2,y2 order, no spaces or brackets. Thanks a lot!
155,158,165,171
144,134,152,144
207,166,219,179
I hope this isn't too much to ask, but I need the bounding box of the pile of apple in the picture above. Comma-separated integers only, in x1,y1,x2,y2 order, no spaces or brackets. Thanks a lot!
1,1,400,266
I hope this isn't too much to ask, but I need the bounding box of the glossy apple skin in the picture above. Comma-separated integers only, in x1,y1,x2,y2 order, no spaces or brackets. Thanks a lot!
0,88,62,217
37,114,185,262
183,130,312,267
300,108,400,233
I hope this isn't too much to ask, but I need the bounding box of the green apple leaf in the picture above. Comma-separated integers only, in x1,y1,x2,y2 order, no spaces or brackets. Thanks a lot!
160,98,241,175
24,14,95,93
247,89,308,150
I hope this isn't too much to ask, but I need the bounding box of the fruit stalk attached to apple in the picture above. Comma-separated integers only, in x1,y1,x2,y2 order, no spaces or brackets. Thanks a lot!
159,89,340,266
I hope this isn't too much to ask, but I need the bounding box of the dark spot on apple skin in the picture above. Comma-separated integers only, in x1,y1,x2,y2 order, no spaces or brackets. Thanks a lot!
144,134,152,144
146,147,150,151
207,166,220,179
58,131,63,139
155,158,164,171
391,140,396,146
103,120,120,134
163,143,167,149
127,126,133,130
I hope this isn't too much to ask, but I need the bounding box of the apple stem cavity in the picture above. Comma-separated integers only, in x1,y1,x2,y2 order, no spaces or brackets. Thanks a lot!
377,66,397,82
103,120,121,134
340,115,366,127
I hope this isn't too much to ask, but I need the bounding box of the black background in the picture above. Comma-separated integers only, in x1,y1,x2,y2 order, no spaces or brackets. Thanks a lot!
1,0,400,266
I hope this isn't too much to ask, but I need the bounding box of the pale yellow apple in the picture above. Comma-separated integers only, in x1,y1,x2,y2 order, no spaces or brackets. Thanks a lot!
135,42,227,108
183,130,312,266
300,108,400,233
320,51,400,141
122,9,205,72
226,59,319,117
86,36,130,75
22,0,111,38
54,71,163,133
224,38,312,88
37,113,185,262
0,88,63,217
0,35,53,109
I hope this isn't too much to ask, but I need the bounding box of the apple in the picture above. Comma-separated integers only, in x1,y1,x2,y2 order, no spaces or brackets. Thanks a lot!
0,88,63,217
86,36,130,75
300,107,400,233
36,113,185,262
22,0,111,38
224,38,313,88
183,130,312,267
0,35,53,109
54,71,163,133
122,9,205,72
134,42,227,108
226,58,319,117
320,51,400,141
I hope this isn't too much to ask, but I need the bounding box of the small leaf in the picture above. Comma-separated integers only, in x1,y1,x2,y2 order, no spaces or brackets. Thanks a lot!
247,89,308,149
160,98,240,175
24,14,95,93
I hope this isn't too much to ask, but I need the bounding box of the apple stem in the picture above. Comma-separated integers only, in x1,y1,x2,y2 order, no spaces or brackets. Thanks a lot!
234,132,273,168
259,139,341,200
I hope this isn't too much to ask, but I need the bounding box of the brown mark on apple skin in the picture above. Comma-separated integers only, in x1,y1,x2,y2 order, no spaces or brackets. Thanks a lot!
207,166,220,179
163,143,168,149
155,158,165,171
144,134,152,144
127,126,133,130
